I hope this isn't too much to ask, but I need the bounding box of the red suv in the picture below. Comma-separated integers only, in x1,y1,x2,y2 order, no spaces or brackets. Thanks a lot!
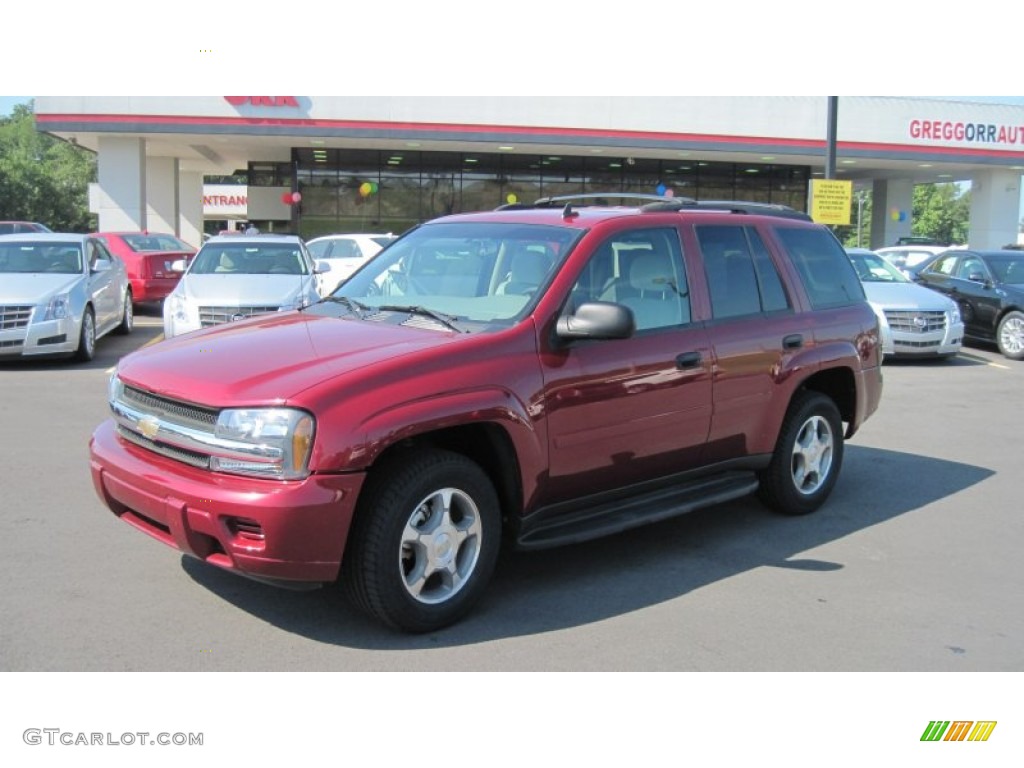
89,195,883,632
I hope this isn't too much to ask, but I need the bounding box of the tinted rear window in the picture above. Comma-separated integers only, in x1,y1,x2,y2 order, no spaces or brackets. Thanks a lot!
774,227,864,308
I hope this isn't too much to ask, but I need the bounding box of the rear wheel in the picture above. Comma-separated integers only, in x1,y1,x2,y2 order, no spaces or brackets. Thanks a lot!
996,310,1024,360
758,391,843,516
73,307,96,362
342,450,501,633
115,289,134,335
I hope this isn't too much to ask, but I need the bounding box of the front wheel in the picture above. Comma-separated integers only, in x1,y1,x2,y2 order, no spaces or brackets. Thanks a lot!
996,310,1024,360
342,450,501,632
758,391,844,516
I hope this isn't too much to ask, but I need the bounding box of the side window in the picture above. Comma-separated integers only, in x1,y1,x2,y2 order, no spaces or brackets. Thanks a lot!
697,225,790,319
774,227,865,309
956,257,986,281
569,227,690,331
928,254,958,276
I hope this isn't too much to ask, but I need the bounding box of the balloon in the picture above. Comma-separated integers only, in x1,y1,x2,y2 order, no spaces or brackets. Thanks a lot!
656,183,666,196
291,192,302,203
665,188,675,198
369,182,378,194
359,182,371,197
281,192,293,205
506,193,518,204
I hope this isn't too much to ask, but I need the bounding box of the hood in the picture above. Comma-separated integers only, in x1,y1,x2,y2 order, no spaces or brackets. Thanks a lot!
116,310,463,405
180,273,313,305
0,273,81,303
862,281,955,311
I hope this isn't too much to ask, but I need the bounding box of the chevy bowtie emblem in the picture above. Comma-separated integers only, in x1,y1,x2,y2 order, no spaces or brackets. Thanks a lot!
138,416,160,440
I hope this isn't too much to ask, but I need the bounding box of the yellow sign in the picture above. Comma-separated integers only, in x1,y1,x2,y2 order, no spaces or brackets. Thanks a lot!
809,179,853,225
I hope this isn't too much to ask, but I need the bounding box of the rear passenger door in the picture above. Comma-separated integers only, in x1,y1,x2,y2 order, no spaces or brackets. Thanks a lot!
693,223,810,463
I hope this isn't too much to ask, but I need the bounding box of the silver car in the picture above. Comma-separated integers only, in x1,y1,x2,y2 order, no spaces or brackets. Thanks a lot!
846,248,963,359
0,233,133,362
163,234,328,338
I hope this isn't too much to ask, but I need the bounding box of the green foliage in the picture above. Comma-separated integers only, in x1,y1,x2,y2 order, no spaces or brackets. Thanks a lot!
0,101,97,231
912,183,970,245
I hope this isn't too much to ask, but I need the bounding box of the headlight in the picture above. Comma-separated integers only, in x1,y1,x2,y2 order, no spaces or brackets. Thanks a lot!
42,293,70,321
108,373,123,407
949,304,961,325
167,292,188,322
211,408,315,479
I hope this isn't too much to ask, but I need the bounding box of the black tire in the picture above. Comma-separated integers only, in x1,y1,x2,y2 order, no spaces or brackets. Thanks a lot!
73,307,96,362
115,289,134,335
758,390,844,516
342,450,501,632
996,310,1024,361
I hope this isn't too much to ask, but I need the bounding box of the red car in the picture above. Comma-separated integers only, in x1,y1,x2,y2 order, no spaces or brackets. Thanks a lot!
95,232,196,304
90,196,883,632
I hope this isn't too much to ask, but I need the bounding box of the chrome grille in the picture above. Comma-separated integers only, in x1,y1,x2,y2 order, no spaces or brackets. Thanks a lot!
0,305,33,330
883,310,946,333
199,305,279,327
122,386,217,427
116,425,211,469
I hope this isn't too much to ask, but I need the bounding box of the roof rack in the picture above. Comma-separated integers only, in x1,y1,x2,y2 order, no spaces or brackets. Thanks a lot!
495,193,811,221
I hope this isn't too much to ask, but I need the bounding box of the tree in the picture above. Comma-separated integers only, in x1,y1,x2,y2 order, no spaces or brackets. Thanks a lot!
0,101,97,231
912,182,970,245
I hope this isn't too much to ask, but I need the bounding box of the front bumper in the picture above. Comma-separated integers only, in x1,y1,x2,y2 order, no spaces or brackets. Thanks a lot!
89,419,366,584
0,313,79,357
887,320,964,357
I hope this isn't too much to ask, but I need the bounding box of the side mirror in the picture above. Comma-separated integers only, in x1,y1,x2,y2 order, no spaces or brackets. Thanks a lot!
967,272,989,286
91,259,111,273
556,302,635,341
315,260,332,273
170,259,187,273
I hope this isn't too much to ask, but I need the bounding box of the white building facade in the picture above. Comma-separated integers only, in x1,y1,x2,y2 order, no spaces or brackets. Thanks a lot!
34,96,1024,249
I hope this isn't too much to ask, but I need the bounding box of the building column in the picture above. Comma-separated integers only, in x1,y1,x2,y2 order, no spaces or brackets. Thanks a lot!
97,137,146,231
145,157,179,235
968,170,1021,249
869,179,913,249
177,171,204,249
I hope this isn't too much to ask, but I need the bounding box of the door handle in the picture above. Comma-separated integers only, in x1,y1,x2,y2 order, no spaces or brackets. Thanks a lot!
783,334,803,350
676,351,702,369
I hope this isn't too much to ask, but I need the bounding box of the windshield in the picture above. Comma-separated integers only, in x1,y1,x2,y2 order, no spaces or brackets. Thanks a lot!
0,241,82,273
848,250,909,283
188,242,309,275
332,222,582,324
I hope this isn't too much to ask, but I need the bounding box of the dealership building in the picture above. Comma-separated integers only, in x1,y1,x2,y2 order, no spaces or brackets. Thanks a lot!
33,96,1024,249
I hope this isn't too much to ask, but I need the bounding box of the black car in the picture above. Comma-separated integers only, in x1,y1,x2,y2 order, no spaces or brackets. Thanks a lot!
913,249,1024,359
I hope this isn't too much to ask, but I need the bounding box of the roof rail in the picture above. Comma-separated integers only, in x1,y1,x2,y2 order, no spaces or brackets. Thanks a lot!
494,194,812,221
532,193,697,208
681,200,812,221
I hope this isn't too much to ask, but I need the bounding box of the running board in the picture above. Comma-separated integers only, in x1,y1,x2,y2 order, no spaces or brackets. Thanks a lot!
516,471,760,550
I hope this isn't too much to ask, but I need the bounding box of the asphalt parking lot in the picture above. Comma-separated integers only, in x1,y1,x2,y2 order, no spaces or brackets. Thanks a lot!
1,309,1022,672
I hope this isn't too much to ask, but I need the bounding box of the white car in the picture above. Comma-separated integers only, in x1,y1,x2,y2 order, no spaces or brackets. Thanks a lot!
846,248,963,359
875,245,948,276
0,233,133,362
306,233,397,294
163,234,329,338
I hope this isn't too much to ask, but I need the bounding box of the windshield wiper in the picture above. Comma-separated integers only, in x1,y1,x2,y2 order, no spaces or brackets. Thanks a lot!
375,304,466,332
320,296,372,319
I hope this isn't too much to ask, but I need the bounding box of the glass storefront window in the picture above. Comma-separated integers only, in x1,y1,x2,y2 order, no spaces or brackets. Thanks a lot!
253,150,810,238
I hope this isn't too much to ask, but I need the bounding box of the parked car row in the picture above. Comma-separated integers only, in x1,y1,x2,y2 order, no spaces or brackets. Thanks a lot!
857,244,1024,361
0,227,397,361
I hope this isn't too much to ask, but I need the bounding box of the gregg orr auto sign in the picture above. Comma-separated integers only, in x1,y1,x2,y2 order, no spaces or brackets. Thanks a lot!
910,118,1024,146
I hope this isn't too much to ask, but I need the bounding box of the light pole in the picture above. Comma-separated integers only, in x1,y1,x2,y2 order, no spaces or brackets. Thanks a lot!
856,190,868,247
